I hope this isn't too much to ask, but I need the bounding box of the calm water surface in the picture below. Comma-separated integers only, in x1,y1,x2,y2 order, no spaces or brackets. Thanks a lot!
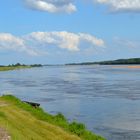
0,65,140,140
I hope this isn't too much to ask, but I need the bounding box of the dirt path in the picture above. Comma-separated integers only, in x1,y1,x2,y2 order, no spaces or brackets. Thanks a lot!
0,102,9,107
0,128,11,140
0,101,11,140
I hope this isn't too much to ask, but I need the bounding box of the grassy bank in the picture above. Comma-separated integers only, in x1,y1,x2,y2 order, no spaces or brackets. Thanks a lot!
0,66,32,71
0,95,105,140
0,63,43,71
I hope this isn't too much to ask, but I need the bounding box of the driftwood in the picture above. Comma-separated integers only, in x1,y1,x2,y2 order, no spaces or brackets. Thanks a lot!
23,101,40,108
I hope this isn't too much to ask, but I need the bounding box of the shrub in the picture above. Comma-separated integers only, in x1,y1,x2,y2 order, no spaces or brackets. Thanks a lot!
69,121,86,136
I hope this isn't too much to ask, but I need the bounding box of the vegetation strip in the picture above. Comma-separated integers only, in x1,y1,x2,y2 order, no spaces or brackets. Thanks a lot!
66,58,140,65
0,63,42,71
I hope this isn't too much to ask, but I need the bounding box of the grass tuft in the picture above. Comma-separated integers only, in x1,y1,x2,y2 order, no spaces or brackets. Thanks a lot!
0,111,6,118
69,122,85,136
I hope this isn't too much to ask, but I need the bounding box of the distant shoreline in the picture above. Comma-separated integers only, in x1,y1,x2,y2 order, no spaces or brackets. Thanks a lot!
0,63,42,71
1,58,140,70
65,58,140,66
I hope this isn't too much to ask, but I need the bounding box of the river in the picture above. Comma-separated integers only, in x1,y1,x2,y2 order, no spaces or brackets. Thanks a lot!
0,65,140,140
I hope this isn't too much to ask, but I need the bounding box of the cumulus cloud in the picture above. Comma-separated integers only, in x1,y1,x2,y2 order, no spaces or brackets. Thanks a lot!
24,0,140,14
94,0,140,12
25,0,76,13
79,33,104,47
26,31,105,51
0,31,105,56
0,33,41,56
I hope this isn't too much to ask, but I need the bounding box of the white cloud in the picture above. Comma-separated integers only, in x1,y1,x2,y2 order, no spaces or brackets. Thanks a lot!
26,31,105,52
79,33,104,47
0,33,40,56
0,31,105,56
94,0,140,12
25,0,76,13
24,0,140,14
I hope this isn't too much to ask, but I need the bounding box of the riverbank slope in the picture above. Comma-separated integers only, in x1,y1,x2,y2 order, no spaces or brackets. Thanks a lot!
0,95,105,140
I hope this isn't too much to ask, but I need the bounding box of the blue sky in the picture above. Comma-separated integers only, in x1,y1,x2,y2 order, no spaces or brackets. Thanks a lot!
0,0,140,65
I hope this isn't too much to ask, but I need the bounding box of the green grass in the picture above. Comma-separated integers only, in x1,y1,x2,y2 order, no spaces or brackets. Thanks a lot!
0,66,32,71
0,95,106,140
0,111,6,118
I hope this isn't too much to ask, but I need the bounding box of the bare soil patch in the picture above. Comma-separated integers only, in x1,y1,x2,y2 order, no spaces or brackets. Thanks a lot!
0,128,11,140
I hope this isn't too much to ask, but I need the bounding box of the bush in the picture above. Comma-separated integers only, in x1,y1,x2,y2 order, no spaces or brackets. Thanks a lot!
69,122,85,136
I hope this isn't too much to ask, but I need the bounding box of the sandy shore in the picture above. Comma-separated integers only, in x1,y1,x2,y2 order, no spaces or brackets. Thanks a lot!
112,65,140,69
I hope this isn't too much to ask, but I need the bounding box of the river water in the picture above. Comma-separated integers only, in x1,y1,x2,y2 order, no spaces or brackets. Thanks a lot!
0,65,140,140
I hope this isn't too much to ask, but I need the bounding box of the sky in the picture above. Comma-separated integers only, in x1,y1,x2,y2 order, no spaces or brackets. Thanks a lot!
0,0,140,65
